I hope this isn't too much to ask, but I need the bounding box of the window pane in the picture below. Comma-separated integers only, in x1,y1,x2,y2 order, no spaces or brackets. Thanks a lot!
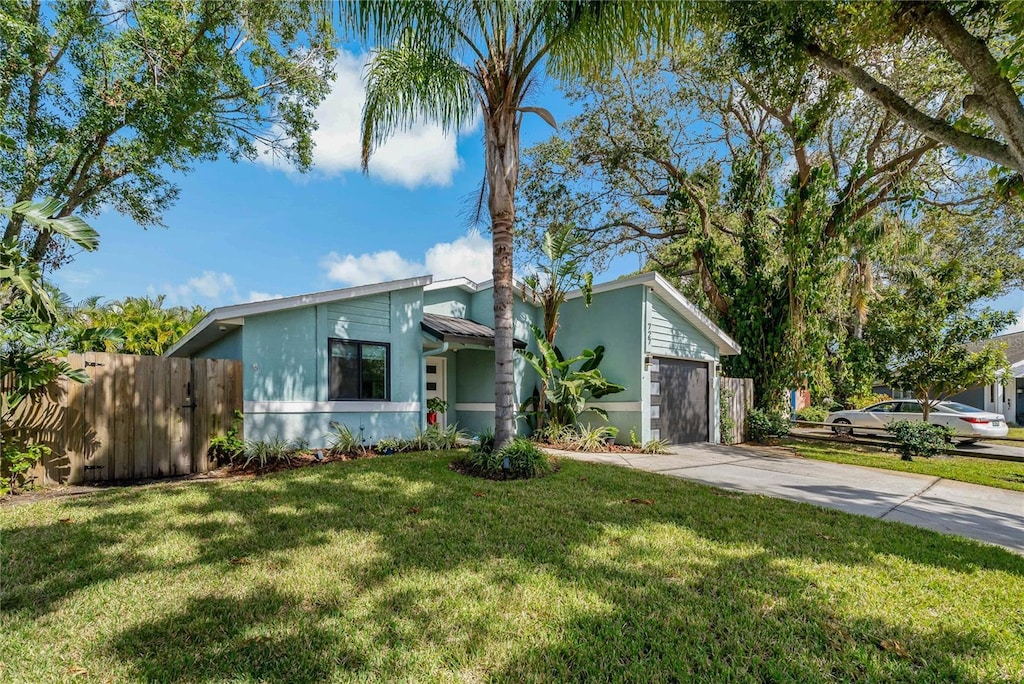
329,341,359,400
361,344,388,399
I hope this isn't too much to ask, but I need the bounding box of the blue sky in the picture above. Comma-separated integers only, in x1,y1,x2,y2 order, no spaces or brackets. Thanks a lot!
50,48,1024,332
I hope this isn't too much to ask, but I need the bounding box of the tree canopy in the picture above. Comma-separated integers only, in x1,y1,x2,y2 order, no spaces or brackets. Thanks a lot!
1,0,336,264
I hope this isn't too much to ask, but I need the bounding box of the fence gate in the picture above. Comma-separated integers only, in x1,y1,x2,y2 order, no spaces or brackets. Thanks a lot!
5,352,242,486
721,377,754,444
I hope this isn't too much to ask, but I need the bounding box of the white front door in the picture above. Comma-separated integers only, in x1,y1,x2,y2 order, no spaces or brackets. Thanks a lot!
425,357,447,429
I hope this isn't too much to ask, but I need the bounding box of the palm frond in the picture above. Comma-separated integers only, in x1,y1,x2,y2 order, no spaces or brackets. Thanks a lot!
0,199,99,251
361,32,477,171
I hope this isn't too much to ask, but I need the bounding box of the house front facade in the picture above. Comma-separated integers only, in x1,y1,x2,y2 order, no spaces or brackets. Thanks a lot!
165,272,741,447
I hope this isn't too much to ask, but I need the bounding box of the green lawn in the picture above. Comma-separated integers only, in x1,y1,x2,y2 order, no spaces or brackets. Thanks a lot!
2,452,1023,683
787,439,1024,492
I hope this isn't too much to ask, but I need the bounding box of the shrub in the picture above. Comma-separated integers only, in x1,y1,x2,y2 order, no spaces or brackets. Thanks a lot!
475,428,496,454
209,409,244,465
327,423,365,456
408,424,465,451
573,424,617,451
640,438,671,454
847,392,891,410
533,423,577,447
747,408,791,442
1,442,49,495
242,439,271,469
795,406,830,424
887,420,954,461
455,438,554,480
375,437,402,454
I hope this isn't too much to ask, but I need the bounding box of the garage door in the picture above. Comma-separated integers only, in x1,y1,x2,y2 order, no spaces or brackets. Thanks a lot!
657,358,709,443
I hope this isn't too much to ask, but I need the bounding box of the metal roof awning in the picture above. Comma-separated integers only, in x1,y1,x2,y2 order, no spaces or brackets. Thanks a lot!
421,312,527,349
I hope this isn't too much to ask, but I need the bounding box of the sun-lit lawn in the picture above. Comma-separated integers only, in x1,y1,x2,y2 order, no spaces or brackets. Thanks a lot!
2,451,1023,682
786,439,1024,492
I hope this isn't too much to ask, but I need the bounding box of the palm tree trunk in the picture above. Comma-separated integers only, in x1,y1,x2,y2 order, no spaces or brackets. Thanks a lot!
485,103,520,449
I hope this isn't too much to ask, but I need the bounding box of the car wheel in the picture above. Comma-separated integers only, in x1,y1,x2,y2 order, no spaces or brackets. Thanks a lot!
831,418,853,437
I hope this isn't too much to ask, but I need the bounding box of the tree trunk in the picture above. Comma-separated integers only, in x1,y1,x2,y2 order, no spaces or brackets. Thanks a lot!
485,103,520,449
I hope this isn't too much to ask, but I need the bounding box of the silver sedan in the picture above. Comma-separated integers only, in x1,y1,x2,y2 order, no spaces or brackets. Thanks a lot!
826,400,1008,441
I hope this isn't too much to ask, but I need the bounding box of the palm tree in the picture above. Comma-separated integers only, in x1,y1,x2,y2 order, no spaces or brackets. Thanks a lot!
348,1,684,447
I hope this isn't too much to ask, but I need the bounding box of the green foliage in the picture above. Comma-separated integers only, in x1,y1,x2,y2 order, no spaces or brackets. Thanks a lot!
794,406,830,424
887,421,954,462
720,386,736,444
574,424,618,452
407,425,465,451
847,393,891,410
60,296,206,356
474,428,496,455
639,438,671,455
326,423,366,457
708,0,1024,180
208,410,244,465
827,338,878,407
426,397,449,414
866,261,1014,418
375,437,403,455
1,441,50,495
456,438,553,481
521,225,595,344
518,324,625,427
747,408,792,442
241,437,294,470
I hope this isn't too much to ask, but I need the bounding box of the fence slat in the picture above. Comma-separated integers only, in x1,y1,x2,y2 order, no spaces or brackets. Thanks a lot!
150,358,170,478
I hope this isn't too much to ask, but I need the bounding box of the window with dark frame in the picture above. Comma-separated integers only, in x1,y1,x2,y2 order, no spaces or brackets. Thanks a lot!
328,338,390,401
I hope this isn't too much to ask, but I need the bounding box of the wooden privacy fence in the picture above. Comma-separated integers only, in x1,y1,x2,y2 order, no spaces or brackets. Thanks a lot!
3,352,242,486
721,377,754,444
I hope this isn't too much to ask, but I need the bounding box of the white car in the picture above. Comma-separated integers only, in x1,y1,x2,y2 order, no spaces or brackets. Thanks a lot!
826,400,1008,442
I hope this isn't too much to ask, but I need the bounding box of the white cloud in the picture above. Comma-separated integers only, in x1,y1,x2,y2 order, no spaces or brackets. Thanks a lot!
247,291,284,303
321,230,492,286
258,50,469,188
157,271,240,306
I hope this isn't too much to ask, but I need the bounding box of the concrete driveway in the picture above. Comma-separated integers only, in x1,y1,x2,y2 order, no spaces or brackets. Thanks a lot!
555,444,1024,555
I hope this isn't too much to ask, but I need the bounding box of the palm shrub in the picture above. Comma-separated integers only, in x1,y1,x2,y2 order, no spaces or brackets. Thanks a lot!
887,420,954,461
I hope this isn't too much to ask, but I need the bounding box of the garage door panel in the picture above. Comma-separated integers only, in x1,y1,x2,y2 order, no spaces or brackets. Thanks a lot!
658,358,709,443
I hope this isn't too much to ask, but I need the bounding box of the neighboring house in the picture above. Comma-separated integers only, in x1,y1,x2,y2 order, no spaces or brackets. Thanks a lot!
875,329,1024,425
165,272,741,446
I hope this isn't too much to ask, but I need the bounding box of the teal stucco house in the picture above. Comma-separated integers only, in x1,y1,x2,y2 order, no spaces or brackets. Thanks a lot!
165,273,740,447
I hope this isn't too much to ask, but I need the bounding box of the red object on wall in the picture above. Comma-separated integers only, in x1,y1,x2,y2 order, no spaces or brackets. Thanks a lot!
427,411,438,426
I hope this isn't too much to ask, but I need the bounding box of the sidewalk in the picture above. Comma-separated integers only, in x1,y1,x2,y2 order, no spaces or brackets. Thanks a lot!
553,443,1024,555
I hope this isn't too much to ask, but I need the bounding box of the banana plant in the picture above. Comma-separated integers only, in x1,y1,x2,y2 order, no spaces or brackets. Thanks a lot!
518,324,625,428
